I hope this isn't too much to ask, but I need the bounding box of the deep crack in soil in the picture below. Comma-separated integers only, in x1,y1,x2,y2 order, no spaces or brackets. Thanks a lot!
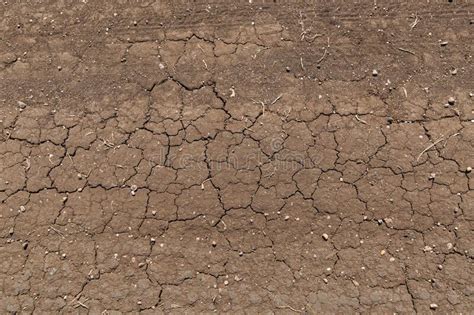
1,0,473,313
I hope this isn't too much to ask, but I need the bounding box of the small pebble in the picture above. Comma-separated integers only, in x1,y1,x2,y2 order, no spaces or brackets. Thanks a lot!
450,68,457,75
372,69,378,76
440,41,448,46
17,101,27,108
322,233,329,241
423,245,433,252
447,97,455,105
57,65,62,71
466,166,472,173
430,303,438,310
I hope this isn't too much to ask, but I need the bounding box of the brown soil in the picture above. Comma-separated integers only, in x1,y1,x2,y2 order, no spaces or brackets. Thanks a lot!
1,0,473,313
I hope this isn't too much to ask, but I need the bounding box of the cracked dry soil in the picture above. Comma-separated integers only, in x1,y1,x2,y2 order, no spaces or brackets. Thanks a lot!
1,0,474,313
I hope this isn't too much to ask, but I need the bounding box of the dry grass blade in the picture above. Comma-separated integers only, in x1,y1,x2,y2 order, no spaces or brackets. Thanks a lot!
410,13,420,30
416,136,444,161
398,47,416,55
276,304,304,313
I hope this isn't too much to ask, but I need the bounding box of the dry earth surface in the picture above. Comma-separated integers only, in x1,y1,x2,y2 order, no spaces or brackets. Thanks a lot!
1,0,474,313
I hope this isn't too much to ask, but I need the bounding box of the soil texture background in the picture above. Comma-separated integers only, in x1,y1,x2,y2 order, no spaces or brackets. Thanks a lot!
1,0,473,313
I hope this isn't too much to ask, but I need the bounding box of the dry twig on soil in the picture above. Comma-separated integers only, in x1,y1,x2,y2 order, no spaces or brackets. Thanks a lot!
398,47,416,55
410,13,420,30
355,115,368,124
416,137,444,161
276,304,304,313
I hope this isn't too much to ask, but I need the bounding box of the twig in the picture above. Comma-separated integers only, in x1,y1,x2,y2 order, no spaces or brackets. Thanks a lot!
252,99,266,116
402,87,408,98
74,299,89,309
355,115,367,124
197,44,205,53
276,304,304,313
317,48,327,63
410,13,419,30
66,293,81,307
49,226,65,238
300,57,305,71
271,94,283,105
66,152,74,165
305,33,323,42
398,47,416,55
416,136,444,161
220,220,227,230
443,132,460,147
